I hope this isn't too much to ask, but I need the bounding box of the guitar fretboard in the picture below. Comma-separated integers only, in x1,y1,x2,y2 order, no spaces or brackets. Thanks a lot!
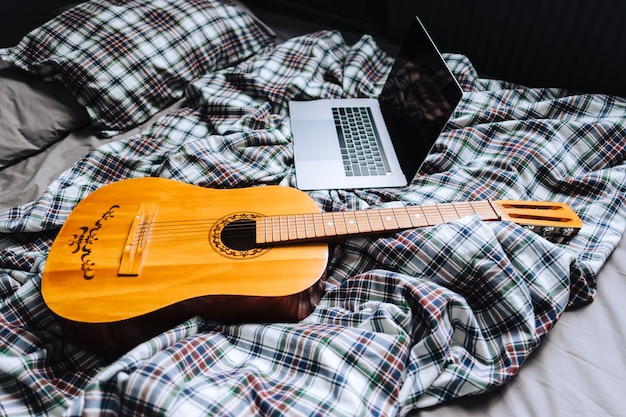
256,201,500,244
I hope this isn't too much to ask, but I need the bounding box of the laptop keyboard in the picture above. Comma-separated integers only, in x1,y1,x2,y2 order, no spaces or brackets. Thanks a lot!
332,107,391,177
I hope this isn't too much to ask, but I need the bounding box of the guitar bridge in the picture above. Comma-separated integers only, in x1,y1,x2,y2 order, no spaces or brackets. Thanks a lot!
118,203,158,276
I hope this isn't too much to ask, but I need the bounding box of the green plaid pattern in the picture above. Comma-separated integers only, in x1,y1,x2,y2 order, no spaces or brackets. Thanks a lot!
1,31,626,416
0,0,274,137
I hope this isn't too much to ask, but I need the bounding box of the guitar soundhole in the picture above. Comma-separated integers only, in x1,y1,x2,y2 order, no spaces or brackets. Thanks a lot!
221,219,256,251
210,213,268,259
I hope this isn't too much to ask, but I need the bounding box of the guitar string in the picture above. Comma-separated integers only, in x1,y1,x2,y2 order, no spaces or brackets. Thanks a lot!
131,208,568,246
126,203,499,244
134,204,497,234
129,201,496,231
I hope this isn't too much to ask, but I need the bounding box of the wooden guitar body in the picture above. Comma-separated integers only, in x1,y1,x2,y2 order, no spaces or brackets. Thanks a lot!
42,178,327,353
42,177,582,353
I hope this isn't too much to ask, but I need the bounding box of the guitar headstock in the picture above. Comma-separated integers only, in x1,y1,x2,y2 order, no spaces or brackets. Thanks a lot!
492,200,583,243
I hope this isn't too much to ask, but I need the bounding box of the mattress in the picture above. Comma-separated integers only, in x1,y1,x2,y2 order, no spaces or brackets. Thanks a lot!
416,234,626,416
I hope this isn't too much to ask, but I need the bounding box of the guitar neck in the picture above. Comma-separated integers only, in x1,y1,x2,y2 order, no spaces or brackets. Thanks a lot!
256,201,500,244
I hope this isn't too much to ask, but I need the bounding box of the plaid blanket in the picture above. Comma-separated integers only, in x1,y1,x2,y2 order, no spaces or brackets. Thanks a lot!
1,30,626,416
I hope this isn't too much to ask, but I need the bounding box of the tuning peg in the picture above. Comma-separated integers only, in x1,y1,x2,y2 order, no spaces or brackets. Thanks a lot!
541,226,555,237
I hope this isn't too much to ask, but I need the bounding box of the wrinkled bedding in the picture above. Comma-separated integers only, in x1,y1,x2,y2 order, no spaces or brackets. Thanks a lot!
1,26,626,417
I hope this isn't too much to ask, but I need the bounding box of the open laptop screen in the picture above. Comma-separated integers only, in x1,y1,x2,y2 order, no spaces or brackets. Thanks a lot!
378,17,463,177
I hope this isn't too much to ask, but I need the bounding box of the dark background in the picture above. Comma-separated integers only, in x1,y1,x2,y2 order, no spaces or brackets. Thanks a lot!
2,0,625,98
0,1,81,47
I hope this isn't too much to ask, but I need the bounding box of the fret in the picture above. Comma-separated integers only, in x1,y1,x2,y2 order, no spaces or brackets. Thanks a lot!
421,205,444,225
438,203,461,222
471,201,499,221
377,208,400,231
274,215,282,241
321,212,338,237
271,216,280,242
279,215,288,241
256,217,266,244
275,216,282,241
265,216,272,242
287,215,300,240
454,202,477,218
333,213,348,236
354,211,373,233
303,213,316,239
391,207,414,229
312,213,326,238
280,215,289,241
405,206,429,228
342,211,360,234
286,215,297,241
366,210,385,232
260,217,270,243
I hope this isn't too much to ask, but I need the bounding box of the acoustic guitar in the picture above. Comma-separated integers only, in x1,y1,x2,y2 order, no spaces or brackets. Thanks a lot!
41,177,583,353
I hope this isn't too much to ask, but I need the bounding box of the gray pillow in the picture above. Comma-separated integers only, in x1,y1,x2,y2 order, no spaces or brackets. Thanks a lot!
0,67,89,169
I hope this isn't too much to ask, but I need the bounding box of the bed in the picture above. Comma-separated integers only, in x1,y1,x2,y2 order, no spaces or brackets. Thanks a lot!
0,1,625,416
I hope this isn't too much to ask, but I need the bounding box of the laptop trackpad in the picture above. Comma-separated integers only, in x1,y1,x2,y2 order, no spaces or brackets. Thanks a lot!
292,119,338,161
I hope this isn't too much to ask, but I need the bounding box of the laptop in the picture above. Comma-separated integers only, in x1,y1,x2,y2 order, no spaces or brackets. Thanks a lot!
289,16,463,190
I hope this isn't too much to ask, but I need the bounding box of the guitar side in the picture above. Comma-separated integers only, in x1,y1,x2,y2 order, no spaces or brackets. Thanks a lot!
41,178,328,353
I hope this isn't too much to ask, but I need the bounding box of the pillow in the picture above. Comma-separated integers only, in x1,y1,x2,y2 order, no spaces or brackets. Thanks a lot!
0,67,89,169
0,0,275,137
